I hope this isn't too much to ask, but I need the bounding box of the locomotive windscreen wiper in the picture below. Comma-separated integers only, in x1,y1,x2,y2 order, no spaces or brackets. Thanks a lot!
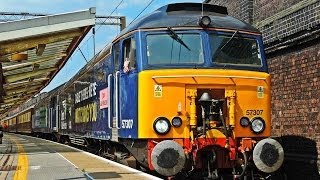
213,29,239,61
219,29,239,51
167,27,191,51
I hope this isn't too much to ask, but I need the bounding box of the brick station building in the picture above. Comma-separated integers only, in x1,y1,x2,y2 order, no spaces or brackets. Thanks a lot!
205,0,320,158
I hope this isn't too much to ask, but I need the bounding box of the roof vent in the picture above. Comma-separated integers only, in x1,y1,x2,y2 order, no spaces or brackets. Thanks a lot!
166,3,228,15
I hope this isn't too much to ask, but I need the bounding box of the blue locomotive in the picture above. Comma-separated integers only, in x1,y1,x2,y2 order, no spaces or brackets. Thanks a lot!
2,3,284,179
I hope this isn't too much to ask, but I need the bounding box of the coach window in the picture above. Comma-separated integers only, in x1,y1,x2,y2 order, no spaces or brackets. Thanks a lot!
122,37,136,73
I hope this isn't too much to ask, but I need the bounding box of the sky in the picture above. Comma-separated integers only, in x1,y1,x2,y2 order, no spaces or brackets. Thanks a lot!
0,0,202,93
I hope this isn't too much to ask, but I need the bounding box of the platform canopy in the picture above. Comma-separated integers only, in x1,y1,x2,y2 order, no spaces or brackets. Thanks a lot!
0,8,96,114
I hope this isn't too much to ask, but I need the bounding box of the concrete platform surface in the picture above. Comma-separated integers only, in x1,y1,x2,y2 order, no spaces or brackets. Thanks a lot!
0,133,162,180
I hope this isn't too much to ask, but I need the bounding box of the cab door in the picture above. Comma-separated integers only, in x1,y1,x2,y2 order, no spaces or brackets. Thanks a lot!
111,36,138,140
118,36,138,138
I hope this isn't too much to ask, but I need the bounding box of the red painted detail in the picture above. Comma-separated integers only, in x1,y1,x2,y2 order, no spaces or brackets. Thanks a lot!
239,137,254,151
183,138,192,152
148,137,240,170
194,137,237,158
229,147,236,161
185,137,238,169
147,139,156,170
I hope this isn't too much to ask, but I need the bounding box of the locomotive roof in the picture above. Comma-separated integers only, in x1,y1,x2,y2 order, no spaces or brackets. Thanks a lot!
118,3,259,37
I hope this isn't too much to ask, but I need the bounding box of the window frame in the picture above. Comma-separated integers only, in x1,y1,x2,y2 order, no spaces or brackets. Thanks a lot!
209,32,263,67
142,30,207,69
121,36,137,73
208,31,267,72
139,29,267,72
112,42,120,73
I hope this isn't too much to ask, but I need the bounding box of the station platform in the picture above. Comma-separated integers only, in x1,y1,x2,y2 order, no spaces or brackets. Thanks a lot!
0,133,162,180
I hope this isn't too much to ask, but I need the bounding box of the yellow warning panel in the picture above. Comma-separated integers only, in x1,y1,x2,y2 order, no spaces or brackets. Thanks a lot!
257,86,264,98
154,85,162,97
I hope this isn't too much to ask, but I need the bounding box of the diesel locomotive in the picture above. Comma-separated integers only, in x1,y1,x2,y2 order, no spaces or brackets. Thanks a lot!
2,3,284,179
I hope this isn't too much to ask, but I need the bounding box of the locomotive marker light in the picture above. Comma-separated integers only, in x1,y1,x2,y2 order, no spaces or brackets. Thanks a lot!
153,117,171,135
250,117,265,133
171,117,182,127
198,16,211,27
240,117,250,127
253,138,284,173
151,140,186,176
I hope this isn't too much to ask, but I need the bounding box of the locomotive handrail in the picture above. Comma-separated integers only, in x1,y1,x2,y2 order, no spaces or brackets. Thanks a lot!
107,74,112,129
115,71,121,129
152,75,266,80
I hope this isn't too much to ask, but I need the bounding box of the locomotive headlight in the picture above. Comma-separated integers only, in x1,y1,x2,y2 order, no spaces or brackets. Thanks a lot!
198,16,211,27
172,117,182,127
153,117,171,135
250,117,265,134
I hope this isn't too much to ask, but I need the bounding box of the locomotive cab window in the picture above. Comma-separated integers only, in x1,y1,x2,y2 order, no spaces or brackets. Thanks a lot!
122,37,136,72
146,33,203,65
113,43,120,73
210,34,262,66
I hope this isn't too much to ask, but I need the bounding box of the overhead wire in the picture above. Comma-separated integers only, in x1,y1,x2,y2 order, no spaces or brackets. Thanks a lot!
57,0,124,89
72,0,156,67
95,0,124,32
129,0,156,25
73,0,124,65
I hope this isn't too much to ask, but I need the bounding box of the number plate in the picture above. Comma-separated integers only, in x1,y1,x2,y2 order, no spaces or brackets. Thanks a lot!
246,110,263,116
121,119,133,129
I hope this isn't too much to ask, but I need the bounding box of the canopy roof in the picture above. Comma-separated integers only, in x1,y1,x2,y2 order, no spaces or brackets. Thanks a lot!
0,7,96,115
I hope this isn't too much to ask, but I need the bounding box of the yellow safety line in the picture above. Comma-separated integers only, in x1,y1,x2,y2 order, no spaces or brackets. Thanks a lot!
12,138,28,180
